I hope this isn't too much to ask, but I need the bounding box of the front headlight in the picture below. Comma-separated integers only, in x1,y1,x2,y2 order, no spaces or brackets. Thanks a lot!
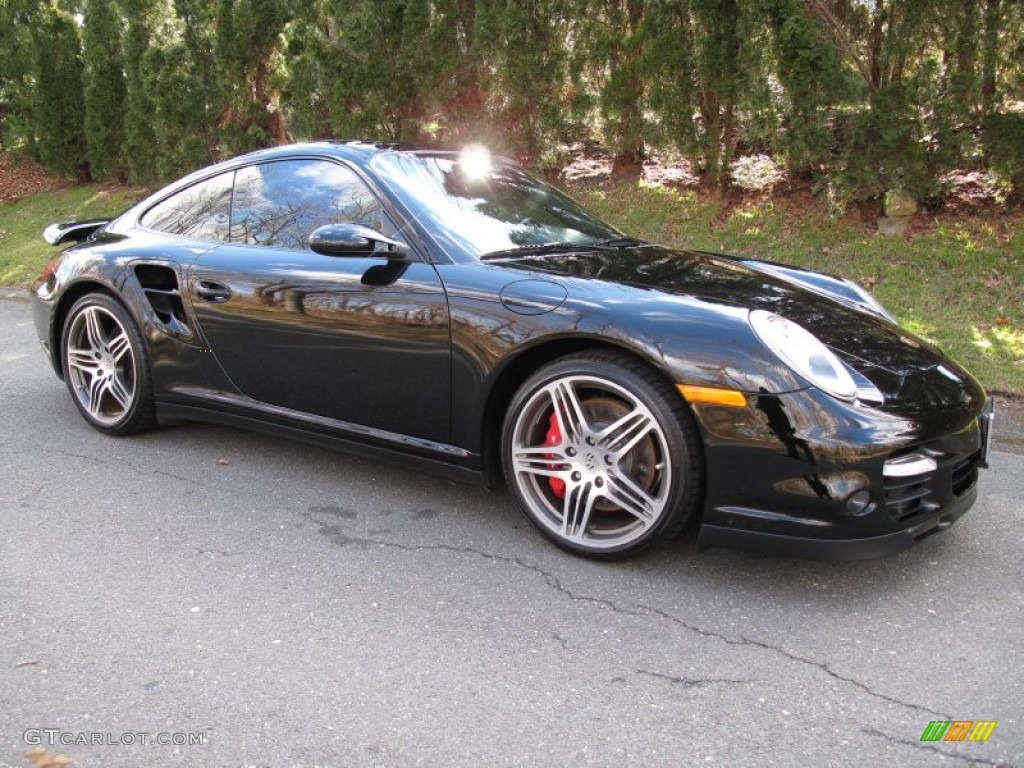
749,309,857,401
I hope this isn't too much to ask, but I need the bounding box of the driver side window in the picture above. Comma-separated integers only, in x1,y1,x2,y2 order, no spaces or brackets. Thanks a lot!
230,159,398,250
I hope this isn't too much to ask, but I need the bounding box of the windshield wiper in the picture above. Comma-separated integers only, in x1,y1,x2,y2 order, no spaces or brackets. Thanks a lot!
481,237,647,261
592,236,647,249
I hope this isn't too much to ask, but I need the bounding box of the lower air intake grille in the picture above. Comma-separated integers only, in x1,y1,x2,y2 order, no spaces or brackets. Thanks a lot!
951,451,981,497
884,473,936,523
883,448,981,524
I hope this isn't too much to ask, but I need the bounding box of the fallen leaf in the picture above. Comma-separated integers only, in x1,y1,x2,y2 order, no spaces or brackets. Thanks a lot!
863,277,878,288
995,316,1011,326
984,272,1003,289
22,747,72,768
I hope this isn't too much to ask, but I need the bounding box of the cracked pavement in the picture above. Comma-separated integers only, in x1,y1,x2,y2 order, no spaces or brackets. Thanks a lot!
0,297,1021,767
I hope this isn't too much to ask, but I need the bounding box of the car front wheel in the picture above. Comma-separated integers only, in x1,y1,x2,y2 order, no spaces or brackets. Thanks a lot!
61,292,157,436
502,352,703,559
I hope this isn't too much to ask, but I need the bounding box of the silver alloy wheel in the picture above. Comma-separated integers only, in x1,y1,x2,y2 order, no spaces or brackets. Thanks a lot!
65,305,137,426
510,374,673,549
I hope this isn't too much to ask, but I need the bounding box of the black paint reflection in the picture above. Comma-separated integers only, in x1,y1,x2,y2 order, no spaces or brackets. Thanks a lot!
757,393,816,463
189,247,450,442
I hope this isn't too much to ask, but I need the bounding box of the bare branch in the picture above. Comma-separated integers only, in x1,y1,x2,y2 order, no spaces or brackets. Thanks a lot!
805,0,875,88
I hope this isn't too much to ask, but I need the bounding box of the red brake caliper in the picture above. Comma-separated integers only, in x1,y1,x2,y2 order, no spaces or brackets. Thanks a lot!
545,412,566,499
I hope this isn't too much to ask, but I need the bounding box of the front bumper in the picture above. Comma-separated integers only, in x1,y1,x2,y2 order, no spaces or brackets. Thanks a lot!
691,388,990,560
699,482,976,560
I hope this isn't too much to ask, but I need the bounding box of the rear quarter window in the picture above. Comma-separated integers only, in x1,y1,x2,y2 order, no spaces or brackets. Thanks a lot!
139,171,234,242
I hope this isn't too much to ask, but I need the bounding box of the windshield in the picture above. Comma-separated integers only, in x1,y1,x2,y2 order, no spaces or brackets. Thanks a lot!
371,151,622,260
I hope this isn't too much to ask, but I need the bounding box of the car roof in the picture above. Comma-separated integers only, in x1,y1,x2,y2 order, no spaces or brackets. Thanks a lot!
117,142,442,220
226,140,459,169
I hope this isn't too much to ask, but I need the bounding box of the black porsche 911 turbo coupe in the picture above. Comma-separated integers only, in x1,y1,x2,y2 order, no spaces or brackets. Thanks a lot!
32,141,993,560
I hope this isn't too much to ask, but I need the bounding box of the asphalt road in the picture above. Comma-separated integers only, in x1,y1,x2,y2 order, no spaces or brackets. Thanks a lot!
1,296,1021,768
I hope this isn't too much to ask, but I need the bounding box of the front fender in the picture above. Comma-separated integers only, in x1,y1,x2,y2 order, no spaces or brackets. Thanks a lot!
440,262,811,455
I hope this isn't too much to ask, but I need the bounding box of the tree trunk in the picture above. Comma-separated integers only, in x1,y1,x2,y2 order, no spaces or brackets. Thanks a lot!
610,77,645,178
718,0,740,193
253,52,287,145
868,0,886,92
610,0,646,177
981,0,1001,113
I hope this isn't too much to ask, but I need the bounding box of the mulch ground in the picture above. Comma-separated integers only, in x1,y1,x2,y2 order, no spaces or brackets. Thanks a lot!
0,151,72,204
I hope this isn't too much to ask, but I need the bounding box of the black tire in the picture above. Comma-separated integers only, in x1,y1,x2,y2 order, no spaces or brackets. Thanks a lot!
501,350,703,559
60,292,158,436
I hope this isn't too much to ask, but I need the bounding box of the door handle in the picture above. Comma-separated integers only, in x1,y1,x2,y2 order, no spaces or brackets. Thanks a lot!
196,280,232,303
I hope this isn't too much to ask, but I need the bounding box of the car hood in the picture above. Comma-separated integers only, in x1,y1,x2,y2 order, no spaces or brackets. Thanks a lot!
498,246,986,414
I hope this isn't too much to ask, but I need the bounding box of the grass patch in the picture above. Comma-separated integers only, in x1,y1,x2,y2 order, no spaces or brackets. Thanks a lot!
0,185,143,285
572,182,1024,394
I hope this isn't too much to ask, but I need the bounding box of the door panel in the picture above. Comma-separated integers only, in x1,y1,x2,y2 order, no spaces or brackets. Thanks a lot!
189,247,451,442
182,158,451,442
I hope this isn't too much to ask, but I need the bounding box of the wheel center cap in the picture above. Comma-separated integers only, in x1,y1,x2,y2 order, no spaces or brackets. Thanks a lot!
583,451,599,471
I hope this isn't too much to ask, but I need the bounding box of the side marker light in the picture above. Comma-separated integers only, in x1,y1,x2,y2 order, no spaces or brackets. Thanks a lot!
677,385,748,407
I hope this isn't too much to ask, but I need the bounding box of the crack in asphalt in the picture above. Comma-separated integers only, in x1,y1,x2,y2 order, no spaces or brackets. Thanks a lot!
549,632,569,650
302,511,952,721
0,447,205,487
635,602,953,720
861,727,1015,767
636,669,750,688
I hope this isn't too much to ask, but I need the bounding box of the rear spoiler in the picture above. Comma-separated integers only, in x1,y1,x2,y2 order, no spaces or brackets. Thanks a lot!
43,219,110,246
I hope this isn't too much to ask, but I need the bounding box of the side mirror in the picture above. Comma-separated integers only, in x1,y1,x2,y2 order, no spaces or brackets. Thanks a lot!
309,223,409,259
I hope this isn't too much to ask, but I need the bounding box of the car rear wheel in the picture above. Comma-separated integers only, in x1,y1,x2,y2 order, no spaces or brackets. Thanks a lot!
61,293,157,435
502,351,703,559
